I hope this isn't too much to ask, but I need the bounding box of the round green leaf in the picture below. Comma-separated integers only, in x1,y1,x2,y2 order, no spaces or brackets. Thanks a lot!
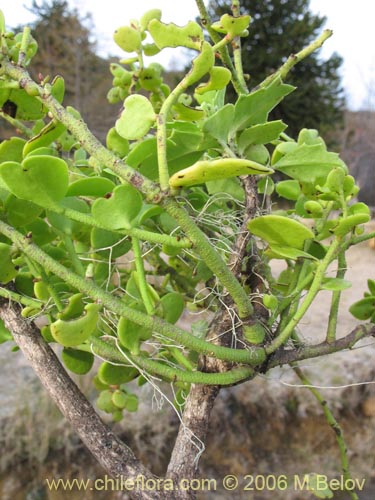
115,95,155,140
140,9,162,31
195,67,232,95
248,215,314,250
96,390,117,413
349,297,375,320
117,316,152,354
0,137,26,163
106,127,129,157
276,180,301,201
91,227,131,259
91,184,143,230
333,214,370,237
321,278,352,291
23,119,66,157
212,14,251,36
50,303,100,347
113,25,142,53
124,394,138,412
66,177,115,197
57,293,85,321
111,389,128,409
0,243,18,283
98,362,139,385
4,195,43,226
160,293,184,323
0,155,69,208
61,348,94,375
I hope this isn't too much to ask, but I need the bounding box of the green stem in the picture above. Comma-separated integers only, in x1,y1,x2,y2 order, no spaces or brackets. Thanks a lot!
212,34,233,52
49,205,191,249
259,30,333,88
89,337,255,386
132,237,154,315
346,230,375,248
266,238,340,354
163,199,254,318
0,287,41,308
18,26,31,66
157,79,189,190
194,0,248,95
62,234,85,277
1,60,162,202
230,1,248,92
0,220,265,365
232,38,247,91
326,251,347,343
293,366,359,500
168,347,195,371
39,267,64,312
0,111,34,137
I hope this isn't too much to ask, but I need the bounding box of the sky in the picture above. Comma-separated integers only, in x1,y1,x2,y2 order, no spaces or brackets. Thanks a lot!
1,0,374,110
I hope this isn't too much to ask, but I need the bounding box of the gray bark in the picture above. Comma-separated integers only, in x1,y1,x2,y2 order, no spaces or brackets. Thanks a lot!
0,299,162,500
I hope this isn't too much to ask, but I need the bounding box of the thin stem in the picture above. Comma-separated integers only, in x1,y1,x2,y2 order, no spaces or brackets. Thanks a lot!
0,111,34,137
293,366,359,500
18,26,31,66
163,198,254,318
0,286,41,308
268,324,374,368
169,347,195,371
259,30,333,88
50,205,191,249
346,230,375,248
232,38,247,91
132,237,154,315
39,267,64,312
89,337,254,386
62,234,85,277
157,79,188,190
230,1,248,92
194,0,248,95
326,251,347,343
266,238,340,354
0,220,265,365
212,34,234,52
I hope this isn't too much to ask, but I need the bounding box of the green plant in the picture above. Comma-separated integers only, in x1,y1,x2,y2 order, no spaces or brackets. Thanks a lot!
0,2,374,499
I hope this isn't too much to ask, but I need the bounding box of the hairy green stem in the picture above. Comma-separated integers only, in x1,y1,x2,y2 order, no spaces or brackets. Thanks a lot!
266,238,340,353
89,337,255,385
259,30,333,88
163,198,254,318
293,366,359,500
0,220,265,365
326,251,347,343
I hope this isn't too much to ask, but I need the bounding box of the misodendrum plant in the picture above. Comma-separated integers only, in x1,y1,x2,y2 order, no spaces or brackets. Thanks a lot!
0,3,373,498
